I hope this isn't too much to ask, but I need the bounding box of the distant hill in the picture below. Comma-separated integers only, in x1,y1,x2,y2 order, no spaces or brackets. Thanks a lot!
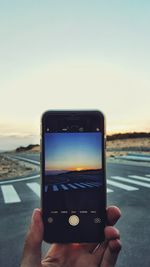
16,144,40,152
107,132,150,141
45,168,103,184
15,132,150,152
56,168,101,176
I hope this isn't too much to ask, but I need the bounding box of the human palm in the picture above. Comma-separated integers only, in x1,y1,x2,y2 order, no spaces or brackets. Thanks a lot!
21,207,121,267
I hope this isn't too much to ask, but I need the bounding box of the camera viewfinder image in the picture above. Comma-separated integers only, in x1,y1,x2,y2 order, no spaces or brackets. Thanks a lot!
44,132,104,211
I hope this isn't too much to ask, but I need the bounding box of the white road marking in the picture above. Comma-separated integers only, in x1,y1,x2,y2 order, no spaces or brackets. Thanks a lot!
116,155,150,162
128,175,150,182
86,182,101,187
107,188,114,193
52,185,59,191
0,174,40,185
107,179,138,191
74,183,86,188
45,185,48,192
87,182,100,185
27,183,40,197
111,176,150,188
8,155,40,165
2,172,150,205
68,183,78,189
1,185,21,203
80,183,94,188
60,184,69,190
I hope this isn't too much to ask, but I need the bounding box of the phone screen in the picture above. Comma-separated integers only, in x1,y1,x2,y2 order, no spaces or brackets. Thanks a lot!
42,111,106,243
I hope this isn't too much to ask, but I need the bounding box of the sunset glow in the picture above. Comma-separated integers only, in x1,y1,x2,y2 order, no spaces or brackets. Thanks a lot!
0,1,150,151
45,132,102,175
76,167,83,171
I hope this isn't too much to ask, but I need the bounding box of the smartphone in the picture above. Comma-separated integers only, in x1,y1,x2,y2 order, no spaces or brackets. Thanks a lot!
41,110,106,243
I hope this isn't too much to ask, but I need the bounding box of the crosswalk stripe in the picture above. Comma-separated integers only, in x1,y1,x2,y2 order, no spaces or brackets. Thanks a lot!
80,183,94,188
0,174,40,185
107,188,114,193
87,182,99,185
68,183,78,189
60,184,69,190
27,183,40,197
107,179,138,191
128,175,150,182
85,182,101,188
86,182,101,187
50,182,102,191
52,185,59,191
45,185,48,192
2,173,150,205
1,185,21,203
74,183,86,188
111,176,150,188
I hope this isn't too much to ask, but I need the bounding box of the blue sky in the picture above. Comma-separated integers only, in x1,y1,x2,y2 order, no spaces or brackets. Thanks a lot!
0,1,150,149
45,132,102,173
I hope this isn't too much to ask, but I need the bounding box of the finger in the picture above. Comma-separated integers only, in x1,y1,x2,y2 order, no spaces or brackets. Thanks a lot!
105,226,120,240
80,206,121,253
44,242,85,260
92,241,108,264
100,239,122,267
93,226,120,263
20,208,43,267
106,206,121,226
80,242,98,253
72,206,121,253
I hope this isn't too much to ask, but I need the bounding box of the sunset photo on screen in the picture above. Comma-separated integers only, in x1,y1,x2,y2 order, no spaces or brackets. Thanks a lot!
44,132,103,192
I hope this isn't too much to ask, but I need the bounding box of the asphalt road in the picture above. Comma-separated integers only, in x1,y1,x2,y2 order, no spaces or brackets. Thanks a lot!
0,153,150,267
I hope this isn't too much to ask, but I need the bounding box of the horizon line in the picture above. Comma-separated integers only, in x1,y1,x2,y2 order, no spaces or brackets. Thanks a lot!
0,130,150,139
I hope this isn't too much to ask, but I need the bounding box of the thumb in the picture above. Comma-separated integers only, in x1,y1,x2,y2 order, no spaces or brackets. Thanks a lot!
20,208,43,267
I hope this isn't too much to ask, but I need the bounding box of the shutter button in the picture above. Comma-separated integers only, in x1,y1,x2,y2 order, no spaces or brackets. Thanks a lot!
68,215,79,226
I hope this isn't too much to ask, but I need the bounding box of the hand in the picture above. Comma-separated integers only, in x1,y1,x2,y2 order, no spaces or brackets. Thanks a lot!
20,206,121,267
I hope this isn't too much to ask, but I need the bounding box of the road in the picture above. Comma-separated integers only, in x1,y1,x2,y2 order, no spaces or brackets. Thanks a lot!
0,153,150,267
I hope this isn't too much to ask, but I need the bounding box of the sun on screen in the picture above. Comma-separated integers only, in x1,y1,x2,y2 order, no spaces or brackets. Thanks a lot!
76,167,83,171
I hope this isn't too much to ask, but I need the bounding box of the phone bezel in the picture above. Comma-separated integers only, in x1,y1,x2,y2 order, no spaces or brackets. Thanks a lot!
41,110,106,243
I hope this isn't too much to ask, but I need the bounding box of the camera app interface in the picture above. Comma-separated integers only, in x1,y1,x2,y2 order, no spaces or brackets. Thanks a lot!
44,132,104,229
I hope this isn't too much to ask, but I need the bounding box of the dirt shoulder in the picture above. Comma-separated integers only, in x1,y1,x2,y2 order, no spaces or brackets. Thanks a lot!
0,153,39,180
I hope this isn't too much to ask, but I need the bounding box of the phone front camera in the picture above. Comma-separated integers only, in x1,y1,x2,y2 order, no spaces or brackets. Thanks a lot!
79,127,84,132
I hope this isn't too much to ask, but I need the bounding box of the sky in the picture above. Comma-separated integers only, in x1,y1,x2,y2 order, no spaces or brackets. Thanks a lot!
0,1,150,150
45,132,102,174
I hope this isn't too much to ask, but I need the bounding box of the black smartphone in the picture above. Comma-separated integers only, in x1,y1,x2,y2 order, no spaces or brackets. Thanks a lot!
41,110,106,243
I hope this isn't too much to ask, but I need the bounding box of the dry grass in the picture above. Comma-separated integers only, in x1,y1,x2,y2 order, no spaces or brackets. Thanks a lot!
0,154,38,180
106,137,150,157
